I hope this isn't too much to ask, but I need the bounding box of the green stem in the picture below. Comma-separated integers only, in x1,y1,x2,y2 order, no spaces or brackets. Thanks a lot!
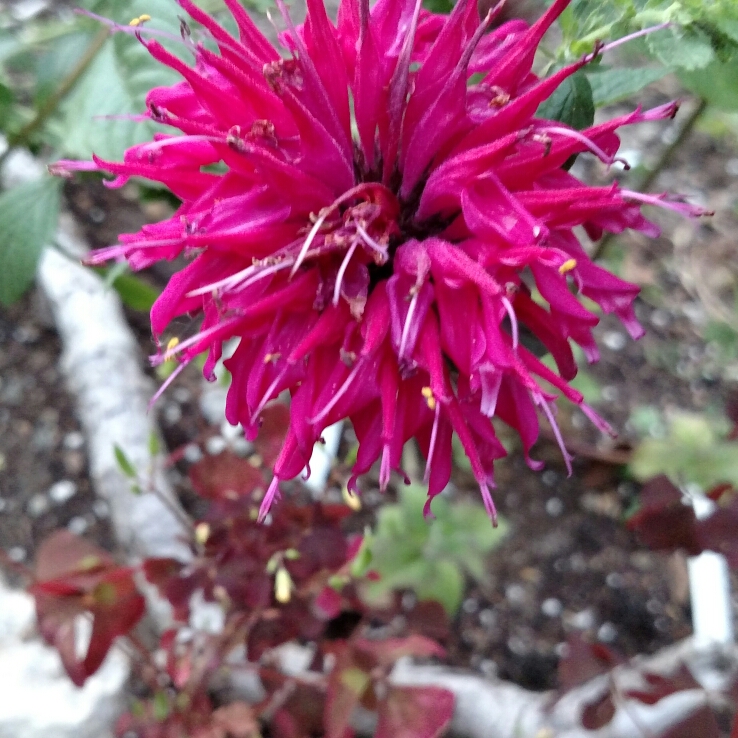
591,96,708,262
0,26,110,169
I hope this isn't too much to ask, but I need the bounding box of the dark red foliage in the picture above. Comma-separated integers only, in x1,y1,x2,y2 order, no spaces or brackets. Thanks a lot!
324,636,452,738
189,450,266,501
628,475,738,569
626,475,701,556
580,691,616,730
659,705,721,738
557,634,623,692
30,530,145,686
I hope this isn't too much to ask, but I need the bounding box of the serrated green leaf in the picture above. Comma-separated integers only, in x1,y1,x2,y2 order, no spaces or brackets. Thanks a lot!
114,444,137,478
0,177,61,305
646,26,715,70
536,70,594,130
35,30,96,106
52,0,181,160
587,65,669,107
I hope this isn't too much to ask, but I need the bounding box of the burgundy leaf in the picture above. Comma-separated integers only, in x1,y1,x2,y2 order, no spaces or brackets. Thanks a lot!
247,614,300,661
314,586,344,620
405,600,451,643
658,705,720,738
355,635,446,667
84,570,146,676
558,635,622,692
697,502,738,569
35,530,115,581
189,450,265,500
375,685,454,738
627,476,701,556
143,557,184,590
324,647,372,738
581,691,616,730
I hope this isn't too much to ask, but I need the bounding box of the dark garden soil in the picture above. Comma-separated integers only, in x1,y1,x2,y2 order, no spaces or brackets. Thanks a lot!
2,79,738,694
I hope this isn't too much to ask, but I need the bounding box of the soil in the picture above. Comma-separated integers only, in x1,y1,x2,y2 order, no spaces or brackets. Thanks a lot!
2,69,738,699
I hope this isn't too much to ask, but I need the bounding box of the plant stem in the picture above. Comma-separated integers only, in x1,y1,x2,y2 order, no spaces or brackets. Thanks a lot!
590,96,708,262
0,26,110,169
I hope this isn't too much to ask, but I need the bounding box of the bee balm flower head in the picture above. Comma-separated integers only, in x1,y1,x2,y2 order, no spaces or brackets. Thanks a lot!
53,0,707,523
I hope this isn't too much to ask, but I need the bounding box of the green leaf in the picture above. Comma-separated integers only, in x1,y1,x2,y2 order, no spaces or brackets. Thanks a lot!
646,26,715,70
148,432,161,457
629,413,738,489
423,0,455,11
0,177,61,305
536,70,595,130
113,444,137,478
52,0,181,160
0,81,13,131
679,57,738,110
417,561,464,617
586,65,670,107
110,271,160,312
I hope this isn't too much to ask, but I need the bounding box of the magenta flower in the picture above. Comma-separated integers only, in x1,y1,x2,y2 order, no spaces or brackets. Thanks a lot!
53,0,707,523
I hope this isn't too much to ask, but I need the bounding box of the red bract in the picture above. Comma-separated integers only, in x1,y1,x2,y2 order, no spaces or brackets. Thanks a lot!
30,530,145,686
52,0,708,521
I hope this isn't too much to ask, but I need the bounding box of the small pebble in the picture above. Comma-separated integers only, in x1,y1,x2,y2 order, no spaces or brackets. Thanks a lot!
569,553,587,573
646,598,663,615
68,516,89,535
8,547,26,562
63,451,85,475
49,480,77,504
650,309,670,329
12,325,40,344
541,470,557,487
230,437,252,456
221,421,243,441
545,497,563,517
162,403,183,425
92,500,110,518
505,584,527,607
205,436,228,455
479,659,497,678
598,622,618,643
601,385,619,402
606,572,624,589
571,412,587,429
172,387,192,404
725,158,738,176
27,494,50,517
63,431,85,450
460,598,479,616
0,498,6,512
88,206,105,224
602,331,627,351
507,636,529,656
183,443,204,463
541,598,563,618
479,609,496,628
32,425,57,451
401,592,417,610
569,608,596,630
